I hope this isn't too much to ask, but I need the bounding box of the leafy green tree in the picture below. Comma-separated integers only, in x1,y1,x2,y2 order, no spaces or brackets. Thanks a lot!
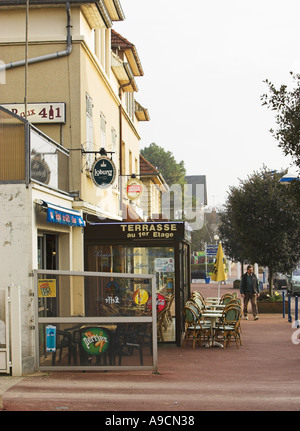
219,167,300,294
261,72,300,169
141,143,186,186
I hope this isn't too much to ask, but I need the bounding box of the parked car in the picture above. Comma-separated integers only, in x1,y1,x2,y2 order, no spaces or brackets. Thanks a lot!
287,268,300,296
273,273,288,290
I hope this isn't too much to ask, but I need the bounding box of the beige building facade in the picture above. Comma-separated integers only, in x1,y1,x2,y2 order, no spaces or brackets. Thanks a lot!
0,0,159,374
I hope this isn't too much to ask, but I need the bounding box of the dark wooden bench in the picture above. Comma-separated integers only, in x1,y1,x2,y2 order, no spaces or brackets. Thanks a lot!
191,271,207,280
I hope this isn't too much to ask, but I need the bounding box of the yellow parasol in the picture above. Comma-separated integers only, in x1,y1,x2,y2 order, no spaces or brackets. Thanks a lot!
211,242,227,297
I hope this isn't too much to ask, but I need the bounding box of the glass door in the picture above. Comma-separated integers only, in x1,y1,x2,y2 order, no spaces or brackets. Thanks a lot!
37,233,58,317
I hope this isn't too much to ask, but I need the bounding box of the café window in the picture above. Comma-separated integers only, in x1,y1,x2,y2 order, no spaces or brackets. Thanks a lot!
87,246,174,288
88,245,174,292
85,245,175,342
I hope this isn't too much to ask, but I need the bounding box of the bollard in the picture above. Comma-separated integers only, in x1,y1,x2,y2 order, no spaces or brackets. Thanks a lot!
295,296,299,327
288,294,292,322
283,291,285,318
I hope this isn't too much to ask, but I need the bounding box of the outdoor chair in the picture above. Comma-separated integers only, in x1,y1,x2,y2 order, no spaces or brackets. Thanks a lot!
118,332,144,366
220,293,234,305
191,292,207,310
183,304,211,348
226,298,242,308
117,322,154,365
213,305,241,348
157,307,169,341
51,328,77,365
165,293,175,325
191,295,204,312
224,299,242,335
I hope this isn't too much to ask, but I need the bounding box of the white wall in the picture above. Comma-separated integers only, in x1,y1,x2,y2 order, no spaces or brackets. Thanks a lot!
0,183,35,374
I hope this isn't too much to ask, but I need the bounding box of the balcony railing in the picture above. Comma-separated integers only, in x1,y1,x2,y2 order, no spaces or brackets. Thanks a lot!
0,106,69,193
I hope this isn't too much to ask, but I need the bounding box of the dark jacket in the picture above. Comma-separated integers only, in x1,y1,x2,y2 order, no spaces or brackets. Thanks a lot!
240,272,260,295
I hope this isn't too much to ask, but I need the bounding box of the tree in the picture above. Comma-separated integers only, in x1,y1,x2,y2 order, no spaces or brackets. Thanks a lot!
140,143,186,186
191,210,220,253
261,72,300,169
219,167,300,294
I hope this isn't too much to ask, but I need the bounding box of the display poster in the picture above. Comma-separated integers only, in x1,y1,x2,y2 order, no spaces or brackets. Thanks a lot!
38,279,57,298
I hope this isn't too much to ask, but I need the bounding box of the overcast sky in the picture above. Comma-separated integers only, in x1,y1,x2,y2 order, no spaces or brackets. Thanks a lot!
114,0,299,207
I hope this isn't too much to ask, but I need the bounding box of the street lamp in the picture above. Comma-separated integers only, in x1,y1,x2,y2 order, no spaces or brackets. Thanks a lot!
214,234,219,244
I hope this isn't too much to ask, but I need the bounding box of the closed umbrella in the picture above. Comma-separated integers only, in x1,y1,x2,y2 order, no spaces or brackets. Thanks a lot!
211,242,227,298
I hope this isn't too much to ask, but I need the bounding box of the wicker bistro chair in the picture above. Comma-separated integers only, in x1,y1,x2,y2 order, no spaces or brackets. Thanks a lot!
183,304,211,348
226,298,242,308
192,291,207,305
213,305,242,348
165,293,175,325
156,307,170,342
220,293,234,305
224,298,242,336
191,292,207,310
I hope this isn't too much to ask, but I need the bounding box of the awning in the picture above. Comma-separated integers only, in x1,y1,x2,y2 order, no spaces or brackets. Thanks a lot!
40,201,85,227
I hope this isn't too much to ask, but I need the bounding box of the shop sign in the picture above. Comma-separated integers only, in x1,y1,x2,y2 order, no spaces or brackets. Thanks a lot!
38,279,56,298
81,328,109,355
120,222,178,239
154,258,175,273
147,294,166,312
133,288,149,305
126,178,143,200
0,103,66,123
91,157,116,188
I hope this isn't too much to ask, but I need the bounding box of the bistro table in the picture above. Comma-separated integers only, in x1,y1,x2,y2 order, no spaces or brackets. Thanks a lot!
206,297,220,303
202,311,223,348
206,303,226,311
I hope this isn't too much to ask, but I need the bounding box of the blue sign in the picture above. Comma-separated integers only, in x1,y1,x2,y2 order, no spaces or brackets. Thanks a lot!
206,244,219,256
45,201,85,227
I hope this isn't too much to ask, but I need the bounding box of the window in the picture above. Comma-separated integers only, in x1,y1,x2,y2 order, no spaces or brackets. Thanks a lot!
85,93,93,169
129,150,132,175
100,112,106,149
108,126,117,153
125,92,134,121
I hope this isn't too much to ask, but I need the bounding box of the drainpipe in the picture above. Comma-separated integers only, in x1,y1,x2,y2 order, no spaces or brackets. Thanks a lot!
118,78,134,217
0,2,72,72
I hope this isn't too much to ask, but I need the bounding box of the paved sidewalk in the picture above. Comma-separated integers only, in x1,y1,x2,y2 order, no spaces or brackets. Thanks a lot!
0,284,300,412
1,281,300,411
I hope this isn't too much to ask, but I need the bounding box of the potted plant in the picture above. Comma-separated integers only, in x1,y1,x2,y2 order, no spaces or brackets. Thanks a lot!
233,279,241,289
257,291,286,313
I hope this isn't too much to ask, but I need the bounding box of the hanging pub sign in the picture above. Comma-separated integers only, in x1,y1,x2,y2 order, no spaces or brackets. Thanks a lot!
0,103,66,123
126,178,143,200
91,157,116,188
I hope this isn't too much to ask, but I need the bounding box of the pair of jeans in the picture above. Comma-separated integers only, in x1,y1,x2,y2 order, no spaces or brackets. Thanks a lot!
243,292,258,317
